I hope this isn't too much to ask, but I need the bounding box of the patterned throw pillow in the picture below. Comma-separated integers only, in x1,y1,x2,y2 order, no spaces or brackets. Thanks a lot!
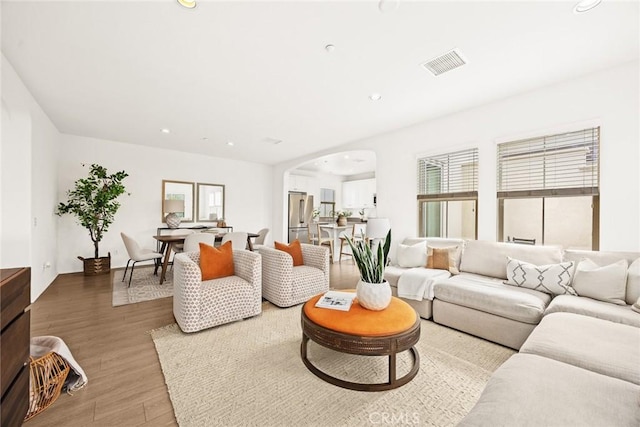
275,240,304,266
199,241,235,280
505,257,576,296
426,246,460,274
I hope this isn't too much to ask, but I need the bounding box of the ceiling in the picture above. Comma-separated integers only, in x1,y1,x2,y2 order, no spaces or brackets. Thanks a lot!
295,150,377,177
2,1,638,166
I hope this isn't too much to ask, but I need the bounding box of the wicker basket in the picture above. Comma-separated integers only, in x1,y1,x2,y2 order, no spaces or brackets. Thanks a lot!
24,352,70,422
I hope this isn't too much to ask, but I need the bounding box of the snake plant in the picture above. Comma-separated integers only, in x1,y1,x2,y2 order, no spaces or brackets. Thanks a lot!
344,229,391,283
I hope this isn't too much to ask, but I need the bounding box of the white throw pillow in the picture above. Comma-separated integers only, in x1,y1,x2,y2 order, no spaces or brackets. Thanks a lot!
505,257,577,296
572,258,628,306
396,242,427,268
626,258,640,305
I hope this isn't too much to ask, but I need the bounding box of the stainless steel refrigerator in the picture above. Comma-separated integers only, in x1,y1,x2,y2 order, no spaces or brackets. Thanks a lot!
288,192,314,243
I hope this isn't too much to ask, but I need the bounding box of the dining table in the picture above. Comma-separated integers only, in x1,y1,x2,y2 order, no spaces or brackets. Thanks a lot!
319,224,349,263
153,232,259,285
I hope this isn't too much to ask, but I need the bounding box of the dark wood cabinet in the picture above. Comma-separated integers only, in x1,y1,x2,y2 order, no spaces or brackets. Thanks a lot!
1,268,31,427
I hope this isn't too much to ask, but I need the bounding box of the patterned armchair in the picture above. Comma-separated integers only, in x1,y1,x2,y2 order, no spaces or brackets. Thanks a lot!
173,250,262,333
258,243,330,307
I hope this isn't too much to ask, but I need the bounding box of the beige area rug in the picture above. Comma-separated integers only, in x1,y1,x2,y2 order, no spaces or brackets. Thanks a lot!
151,305,515,427
112,266,173,306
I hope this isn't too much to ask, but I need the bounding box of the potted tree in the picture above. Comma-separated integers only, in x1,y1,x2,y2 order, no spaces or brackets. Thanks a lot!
345,229,392,310
57,164,129,275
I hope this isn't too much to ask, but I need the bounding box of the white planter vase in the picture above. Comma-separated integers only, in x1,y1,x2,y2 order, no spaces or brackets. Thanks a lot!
356,280,392,311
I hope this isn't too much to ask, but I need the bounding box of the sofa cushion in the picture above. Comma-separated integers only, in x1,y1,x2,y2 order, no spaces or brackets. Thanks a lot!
563,249,640,305
396,241,426,268
383,266,404,288
505,257,576,296
460,240,562,279
521,312,640,385
572,258,628,305
459,354,640,427
434,273,551,324
544,295,640,327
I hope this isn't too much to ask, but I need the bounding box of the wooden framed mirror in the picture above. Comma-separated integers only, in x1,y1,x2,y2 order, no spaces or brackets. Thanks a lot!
161,180,195,223
196,183,225,222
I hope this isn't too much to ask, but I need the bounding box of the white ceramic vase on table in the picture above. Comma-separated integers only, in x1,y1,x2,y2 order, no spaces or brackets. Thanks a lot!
356,280,392,311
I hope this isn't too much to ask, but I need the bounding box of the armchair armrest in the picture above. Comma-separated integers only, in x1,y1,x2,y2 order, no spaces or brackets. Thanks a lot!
301,243,330,284
232,250,262,292
258,246,294,287
174,253,203,298
173,253,204,329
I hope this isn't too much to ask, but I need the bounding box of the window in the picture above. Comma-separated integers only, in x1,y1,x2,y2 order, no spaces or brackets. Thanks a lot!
417,148,478,239
497,127,600,249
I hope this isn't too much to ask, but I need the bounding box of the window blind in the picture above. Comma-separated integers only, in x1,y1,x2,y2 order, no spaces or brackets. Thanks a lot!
417,148,478,199
497,127,599,198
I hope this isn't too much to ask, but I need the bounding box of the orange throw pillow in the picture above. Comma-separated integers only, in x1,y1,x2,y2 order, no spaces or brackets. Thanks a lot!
199,241,235,280
274,240,304,266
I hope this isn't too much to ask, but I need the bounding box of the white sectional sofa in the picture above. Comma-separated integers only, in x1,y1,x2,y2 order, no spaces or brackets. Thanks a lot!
385,238,640,426
386,238,639,349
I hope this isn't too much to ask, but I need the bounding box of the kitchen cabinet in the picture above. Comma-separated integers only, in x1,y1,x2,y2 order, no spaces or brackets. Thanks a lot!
342,178,376,209
289,174,309,192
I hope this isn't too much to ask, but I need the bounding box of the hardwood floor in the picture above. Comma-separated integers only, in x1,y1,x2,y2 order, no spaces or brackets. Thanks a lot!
25,261,361,426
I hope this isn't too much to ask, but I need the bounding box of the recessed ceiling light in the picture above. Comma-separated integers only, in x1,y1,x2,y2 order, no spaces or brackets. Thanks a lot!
325,44,335,53
344,155,350,159
369,93,382,101
177,0,197,9
573,0,601,13
226,141,234,146
161,128,171,134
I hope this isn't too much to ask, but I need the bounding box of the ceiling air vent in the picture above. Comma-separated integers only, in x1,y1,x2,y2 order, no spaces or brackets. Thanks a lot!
421,49,466,76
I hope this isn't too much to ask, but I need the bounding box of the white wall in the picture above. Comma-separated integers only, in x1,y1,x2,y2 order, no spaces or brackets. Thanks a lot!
57,135,273,273
274,61,640,252
2,54,60,301
288,171,343,213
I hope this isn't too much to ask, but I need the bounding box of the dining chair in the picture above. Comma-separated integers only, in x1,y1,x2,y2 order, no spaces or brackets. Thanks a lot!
316,224,334,262
222,232,249,251
339,223,367,262
168,229,195,254
120,233,163,287
183,233,216,252
254,228,269,245
253,228,270,250
307,224,319,245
